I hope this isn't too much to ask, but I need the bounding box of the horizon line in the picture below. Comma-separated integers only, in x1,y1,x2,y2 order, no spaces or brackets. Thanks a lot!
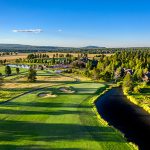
1,43,150,49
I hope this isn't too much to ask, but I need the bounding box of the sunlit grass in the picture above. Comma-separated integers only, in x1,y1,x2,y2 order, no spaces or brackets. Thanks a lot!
0,71,135,149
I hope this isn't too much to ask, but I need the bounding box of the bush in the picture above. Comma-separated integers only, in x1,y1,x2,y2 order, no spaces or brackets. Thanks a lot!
133,86,141,93
64,69,73,73
124,87,132,94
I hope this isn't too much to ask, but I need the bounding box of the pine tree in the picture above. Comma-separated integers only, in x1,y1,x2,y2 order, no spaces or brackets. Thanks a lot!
27,67,37,82
16,68,20,74
0,73,3,87
92,68,100,80
5,66,11,76
52,57,55,65
123,73,133,93
136,68,143,81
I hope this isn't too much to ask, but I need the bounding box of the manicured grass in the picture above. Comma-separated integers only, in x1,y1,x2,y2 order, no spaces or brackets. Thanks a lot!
0,80,134,149
0,90,23,102
0,70,74,103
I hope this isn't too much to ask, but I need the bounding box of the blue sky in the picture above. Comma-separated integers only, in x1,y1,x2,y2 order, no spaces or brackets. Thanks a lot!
0,0,150,47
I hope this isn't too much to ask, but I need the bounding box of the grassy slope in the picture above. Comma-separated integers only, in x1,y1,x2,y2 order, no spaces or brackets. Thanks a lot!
0,81,133,149
128,85,150,113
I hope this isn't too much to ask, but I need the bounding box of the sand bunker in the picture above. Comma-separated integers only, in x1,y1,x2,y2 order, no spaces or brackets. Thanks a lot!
38,92,57,98
59,87,75,93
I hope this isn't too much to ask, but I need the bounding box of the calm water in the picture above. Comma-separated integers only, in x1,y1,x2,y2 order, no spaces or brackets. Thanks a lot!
7,64,30,69
96,87,150,150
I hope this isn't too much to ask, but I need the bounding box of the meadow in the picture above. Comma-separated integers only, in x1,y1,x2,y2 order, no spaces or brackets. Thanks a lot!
0,68,135,150
0,52,112,61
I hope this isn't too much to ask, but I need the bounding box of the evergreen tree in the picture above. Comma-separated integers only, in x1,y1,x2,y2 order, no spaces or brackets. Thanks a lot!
0,73,3,87
114,67,122,81
84,69,90,77
5,66,11,76
16,68,20,74
92,68,100,80
123,73,133,93
27,67,37,82
136,68,143,81
52,57,55,65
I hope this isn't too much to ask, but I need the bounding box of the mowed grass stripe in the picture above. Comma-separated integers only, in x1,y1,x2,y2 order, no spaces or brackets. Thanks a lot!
0,82,134,150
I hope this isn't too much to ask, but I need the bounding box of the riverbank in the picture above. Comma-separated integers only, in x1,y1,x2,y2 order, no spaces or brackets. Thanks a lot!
124,85,150,114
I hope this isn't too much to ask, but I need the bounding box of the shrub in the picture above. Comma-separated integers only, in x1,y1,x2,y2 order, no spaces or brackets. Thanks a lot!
124,87,132,94
133,86,141,93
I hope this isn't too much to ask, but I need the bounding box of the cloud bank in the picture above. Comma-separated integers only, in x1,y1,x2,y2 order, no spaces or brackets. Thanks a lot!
12,29,43,33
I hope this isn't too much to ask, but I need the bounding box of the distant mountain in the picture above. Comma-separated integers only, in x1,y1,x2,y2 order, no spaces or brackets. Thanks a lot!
82,46,106,49
0,44,73,52
0,44,62,49
0,44,107,53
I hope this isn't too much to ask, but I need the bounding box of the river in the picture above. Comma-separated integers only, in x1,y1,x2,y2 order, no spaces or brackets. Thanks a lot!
96,87,150,150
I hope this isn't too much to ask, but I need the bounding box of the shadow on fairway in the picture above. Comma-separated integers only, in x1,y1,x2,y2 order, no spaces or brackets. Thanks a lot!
0,120,126,146
0,144,82,150
0,101,92,109
0,108,89,115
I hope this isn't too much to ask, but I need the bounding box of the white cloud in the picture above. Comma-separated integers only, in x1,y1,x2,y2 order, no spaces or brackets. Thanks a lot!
12,29,43,33
58,29,62,32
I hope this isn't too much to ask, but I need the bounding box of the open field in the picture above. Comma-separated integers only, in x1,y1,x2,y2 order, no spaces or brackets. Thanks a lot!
0,52,113,61
0,70,134,149
0,53,28,60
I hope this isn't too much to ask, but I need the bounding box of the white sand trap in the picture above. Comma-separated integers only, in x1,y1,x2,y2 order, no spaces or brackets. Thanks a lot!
38,93,57,98
59,87,75,93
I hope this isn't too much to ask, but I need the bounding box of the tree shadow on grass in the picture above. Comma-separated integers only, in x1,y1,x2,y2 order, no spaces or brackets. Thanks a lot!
4,80,75,84
0,144,82,150
0,120,126,144
0,108,87,116
0,101,92,109
1,87,105,95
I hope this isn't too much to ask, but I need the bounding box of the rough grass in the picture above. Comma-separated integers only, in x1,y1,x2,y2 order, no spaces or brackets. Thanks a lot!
127,85,150,113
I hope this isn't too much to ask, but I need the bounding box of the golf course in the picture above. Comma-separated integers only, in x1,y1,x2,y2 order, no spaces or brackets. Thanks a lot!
0,68,135,150
0,0,150,149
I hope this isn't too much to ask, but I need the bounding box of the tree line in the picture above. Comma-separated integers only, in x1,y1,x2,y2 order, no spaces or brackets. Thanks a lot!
71,50,150,93
0,52,18,56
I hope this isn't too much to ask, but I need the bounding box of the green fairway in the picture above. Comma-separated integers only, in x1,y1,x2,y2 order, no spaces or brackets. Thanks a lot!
0,79,134,149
